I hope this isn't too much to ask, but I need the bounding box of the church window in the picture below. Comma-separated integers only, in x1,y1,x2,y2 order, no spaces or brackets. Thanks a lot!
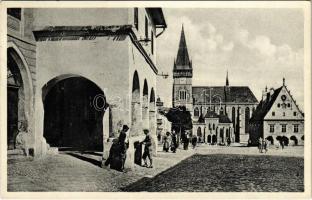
294,124,299,133
293,112,297,116
281,124,287,133
269,124,274,133
272,112,275,116
194,107,199,117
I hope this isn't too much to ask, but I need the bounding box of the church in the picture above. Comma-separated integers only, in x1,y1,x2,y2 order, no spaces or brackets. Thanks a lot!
172,26,259,144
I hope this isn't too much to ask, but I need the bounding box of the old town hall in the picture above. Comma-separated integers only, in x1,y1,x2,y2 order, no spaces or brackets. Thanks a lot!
172,26,259,144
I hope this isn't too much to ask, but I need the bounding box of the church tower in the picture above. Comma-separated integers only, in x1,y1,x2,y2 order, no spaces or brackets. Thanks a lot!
172,25,193,111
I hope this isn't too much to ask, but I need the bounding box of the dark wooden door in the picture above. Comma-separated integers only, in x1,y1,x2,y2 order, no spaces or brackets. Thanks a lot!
7,86,19,150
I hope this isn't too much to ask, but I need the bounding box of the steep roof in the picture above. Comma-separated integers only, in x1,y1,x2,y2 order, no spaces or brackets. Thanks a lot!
219,114,232,123
174,26,192,70
204,110,219,118
250,87,282,121
192,86,258,104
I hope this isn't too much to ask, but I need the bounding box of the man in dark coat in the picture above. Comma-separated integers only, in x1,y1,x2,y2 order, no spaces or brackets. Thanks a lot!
141,129,153,168
118,125,129,171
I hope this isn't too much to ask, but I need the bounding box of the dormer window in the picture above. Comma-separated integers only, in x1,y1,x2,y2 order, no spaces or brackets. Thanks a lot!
7,8,21,20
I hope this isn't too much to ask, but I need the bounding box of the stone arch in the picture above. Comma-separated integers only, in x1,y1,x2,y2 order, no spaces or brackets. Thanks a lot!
42,74,107,151
245,107,250,133
142,79,149,129
131,71,141,136
266,136,274,145
7,45,34,150
290,135,298,146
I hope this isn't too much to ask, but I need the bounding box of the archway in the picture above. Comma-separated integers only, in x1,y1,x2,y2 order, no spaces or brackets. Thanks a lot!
290,135,298,146
212,135,217,144
197,127,202,142
131,71,141,136
142,79,149,129
266,136,274,145
282,136,289,146
207,135,211,144
7,47,33,150
43,75,106,151
245,107,250,133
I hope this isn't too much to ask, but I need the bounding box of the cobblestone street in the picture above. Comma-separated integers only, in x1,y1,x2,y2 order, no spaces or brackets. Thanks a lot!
7,145,304,192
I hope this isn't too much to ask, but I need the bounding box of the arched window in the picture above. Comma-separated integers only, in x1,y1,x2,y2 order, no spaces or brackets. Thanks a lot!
245,107,250,133
194,107,199,117
209,123,211,130
213,124,215,130
220,107,224,115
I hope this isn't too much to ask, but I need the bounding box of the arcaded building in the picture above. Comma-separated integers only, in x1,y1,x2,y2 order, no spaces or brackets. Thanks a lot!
172,26,258,144
7,8,167,167
249,79,304,146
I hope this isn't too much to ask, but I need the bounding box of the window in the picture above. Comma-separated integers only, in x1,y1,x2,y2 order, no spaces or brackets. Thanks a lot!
283,112,285,116
209,123,211,130
272,112,275,116
7,8,21,20
220,107,224,115
269,124,275,133
134,8,138,30
179,90,187,100
287,103,291,107
294,124,299,133
281,124,287,133
277,103,280,108
213,124,215,130
245,107,250,133
151,30,154,54
293,112,297,116
145,16,148,39
194,107,199,117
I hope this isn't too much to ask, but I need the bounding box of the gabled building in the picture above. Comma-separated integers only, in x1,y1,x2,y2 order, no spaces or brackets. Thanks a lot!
172,26,258,144
249,79,304,146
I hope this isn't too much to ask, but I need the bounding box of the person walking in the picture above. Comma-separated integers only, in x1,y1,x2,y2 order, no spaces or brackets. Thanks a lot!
258,137,263,153
141,129,153,168
227,137,231,147
191,134,197,149
183,131,190,150
281,140,285,150
263,138,268,153
171,131,177,153
163,132,171,152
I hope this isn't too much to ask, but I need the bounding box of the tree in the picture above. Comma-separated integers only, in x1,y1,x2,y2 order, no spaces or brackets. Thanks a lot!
159,106,193,146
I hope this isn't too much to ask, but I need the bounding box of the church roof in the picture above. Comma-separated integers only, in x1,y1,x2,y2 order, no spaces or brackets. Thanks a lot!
250,86,282,121
192,86,258,104
204,110,219,118
174,25,192,70
219,114,232,123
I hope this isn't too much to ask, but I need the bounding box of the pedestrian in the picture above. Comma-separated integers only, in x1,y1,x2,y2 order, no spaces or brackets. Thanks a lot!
163,132,171,152
191,134,197,149
227,137,231,146
141,129,153,168
258,137,263,153
171,131,177,153
105,125,129,172
281,140,285,150
183,131,190,150
263,139,268,153
118,124,130,172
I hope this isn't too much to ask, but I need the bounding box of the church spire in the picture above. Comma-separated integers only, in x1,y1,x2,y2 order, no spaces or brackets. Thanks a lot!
175,25,191,69
226,70,229,86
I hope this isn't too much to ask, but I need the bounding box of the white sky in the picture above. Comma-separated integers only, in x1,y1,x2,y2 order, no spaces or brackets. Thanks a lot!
156,8,304,110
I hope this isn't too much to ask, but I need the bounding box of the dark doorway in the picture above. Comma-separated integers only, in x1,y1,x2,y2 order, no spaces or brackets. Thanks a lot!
43,77,105,151
207,135,211,144
212,135,217,144
7,87,19,149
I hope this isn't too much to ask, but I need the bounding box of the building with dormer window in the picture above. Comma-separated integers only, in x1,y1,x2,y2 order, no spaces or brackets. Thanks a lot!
249,79,304,146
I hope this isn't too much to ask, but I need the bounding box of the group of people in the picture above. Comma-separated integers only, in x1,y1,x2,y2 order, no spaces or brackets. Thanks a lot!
104,125,154,172
162,130,200,153
258,137,268,153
